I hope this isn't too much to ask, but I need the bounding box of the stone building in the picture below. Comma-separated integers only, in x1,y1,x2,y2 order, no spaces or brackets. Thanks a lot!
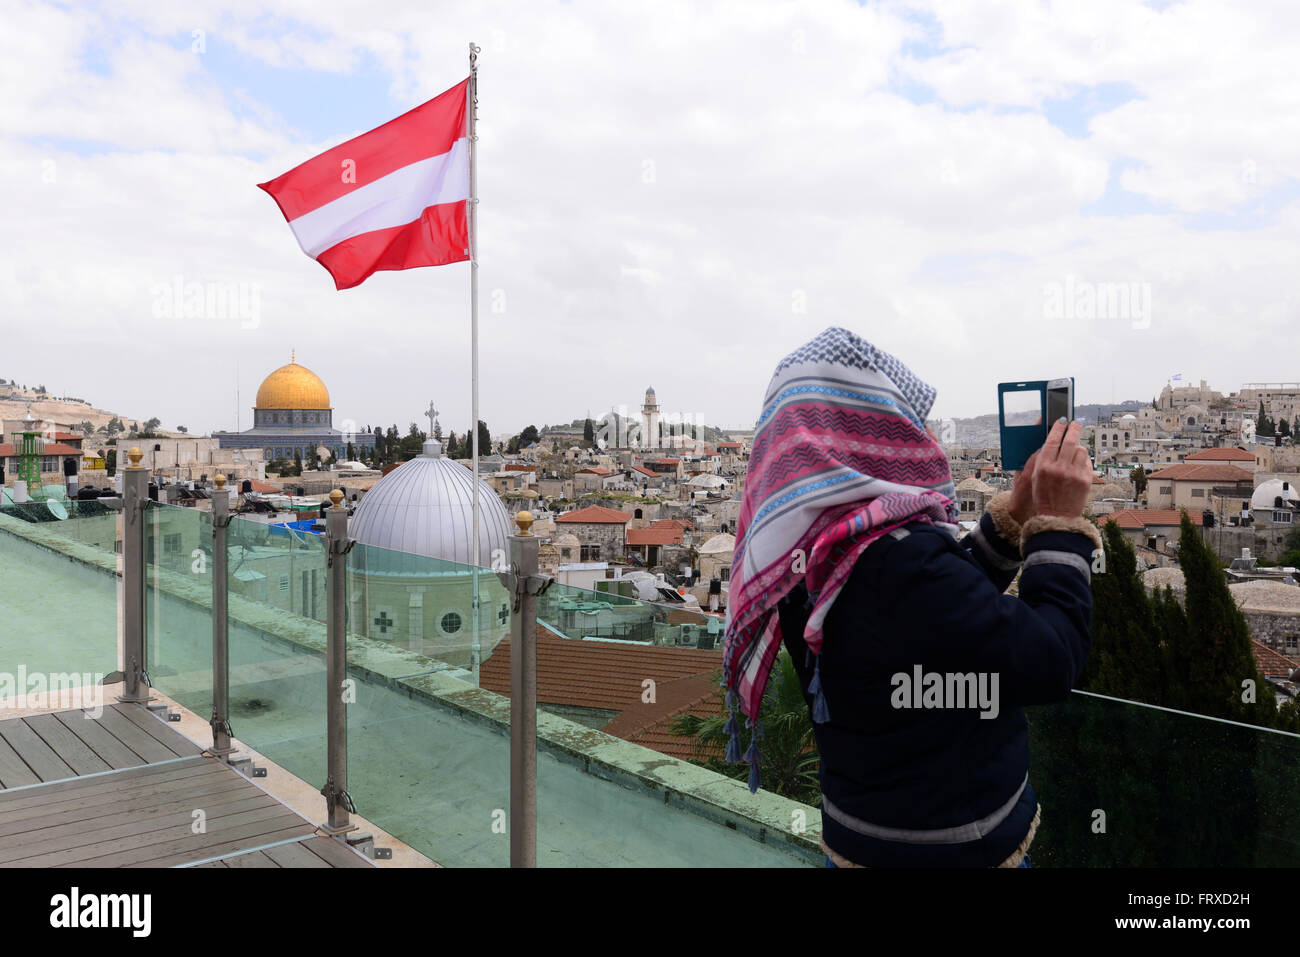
554,505,631,562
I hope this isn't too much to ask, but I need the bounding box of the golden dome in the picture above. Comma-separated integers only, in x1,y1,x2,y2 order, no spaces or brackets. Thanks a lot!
255,355,331,410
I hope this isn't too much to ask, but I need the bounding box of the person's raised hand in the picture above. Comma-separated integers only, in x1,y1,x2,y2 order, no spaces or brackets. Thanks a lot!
1008,451,1039,525
1032,419,1093,519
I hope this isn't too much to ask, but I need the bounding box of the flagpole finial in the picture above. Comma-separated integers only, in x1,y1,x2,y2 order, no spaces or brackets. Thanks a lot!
469,42,480,71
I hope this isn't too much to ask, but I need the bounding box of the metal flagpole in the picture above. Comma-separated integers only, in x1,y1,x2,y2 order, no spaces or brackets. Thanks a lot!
469,41,482,685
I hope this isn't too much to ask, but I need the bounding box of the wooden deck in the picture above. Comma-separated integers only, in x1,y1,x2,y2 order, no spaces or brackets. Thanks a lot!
0,704,372,868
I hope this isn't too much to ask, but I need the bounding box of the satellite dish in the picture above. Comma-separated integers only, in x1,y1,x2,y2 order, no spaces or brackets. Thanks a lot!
46,498,69,520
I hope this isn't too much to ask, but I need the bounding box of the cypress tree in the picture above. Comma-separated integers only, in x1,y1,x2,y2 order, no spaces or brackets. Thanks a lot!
1082,521,1160,702
1173,513,1276,725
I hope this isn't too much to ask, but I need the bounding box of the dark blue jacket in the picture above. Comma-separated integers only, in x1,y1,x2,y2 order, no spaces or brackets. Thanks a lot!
779,502,1096,867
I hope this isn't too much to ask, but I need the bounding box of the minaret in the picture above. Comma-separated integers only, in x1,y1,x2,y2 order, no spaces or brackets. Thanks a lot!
642,386,660,450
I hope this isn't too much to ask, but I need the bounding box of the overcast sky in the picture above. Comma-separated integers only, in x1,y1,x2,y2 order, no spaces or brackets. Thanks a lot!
4,0,1298,437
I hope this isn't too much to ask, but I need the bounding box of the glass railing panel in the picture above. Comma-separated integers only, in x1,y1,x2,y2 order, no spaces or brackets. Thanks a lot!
528,575,817,866
344,540,511,867
1028,690,1300,866
144,501,213,715
0,501,120,698
216,513,329,788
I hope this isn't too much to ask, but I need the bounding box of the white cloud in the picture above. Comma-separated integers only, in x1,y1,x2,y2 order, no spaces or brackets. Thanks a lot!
2,0,1298,437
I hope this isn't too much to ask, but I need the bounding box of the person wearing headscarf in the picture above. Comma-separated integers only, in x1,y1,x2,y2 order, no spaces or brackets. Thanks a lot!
722,327,1100,868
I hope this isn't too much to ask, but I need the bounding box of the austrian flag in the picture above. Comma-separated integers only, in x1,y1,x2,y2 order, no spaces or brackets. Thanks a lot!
259,78,471,290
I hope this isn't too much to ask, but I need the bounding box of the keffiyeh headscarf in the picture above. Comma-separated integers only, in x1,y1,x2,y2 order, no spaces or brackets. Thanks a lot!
722,327,959,791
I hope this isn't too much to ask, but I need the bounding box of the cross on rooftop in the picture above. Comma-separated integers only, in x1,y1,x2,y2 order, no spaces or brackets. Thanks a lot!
425,400,439,434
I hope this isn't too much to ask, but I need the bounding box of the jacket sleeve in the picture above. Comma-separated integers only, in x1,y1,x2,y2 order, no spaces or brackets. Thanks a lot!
856,517,1102,706
958,491,1025,593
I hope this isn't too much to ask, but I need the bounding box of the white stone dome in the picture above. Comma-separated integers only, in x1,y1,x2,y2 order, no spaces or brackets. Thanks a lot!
699,533,736,554
350,440,512,568
1251,479,1300,511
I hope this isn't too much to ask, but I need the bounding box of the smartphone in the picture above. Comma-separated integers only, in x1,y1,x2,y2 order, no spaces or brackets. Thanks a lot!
1045,378,1073,441
998,378,1075,471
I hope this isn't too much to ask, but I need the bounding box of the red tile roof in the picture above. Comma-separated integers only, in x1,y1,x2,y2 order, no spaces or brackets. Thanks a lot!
626,525,684,546
1146,464,1253,482
577,466,612,475
601,673,724,761
556,505,633,524
717,442,743,449
1252,640,1299,678
1104,508,1186,530
502,463,536,472
481,626,722,712
1185,447,1255,462
652,518,694,531
247,479,282,493
630,465,658,477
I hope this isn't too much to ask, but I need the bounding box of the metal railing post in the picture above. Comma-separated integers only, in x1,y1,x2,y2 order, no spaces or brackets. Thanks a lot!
508,509,546,868
210,475,235,757
118,448,152,704
321,489,356,835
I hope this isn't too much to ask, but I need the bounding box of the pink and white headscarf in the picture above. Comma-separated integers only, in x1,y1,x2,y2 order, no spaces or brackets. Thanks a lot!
722,328,958,789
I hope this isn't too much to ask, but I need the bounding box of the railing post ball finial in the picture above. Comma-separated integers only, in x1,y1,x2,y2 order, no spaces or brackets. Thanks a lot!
515,510,534,536
127,447,144,468
329,489,344,508
215,474,227,489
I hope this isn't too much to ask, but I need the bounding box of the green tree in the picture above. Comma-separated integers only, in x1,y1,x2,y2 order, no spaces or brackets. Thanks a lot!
1081,521,1162,702
291,450,303,476
1257,401,1274,437
672,656,820,805
176,425,188,433
465,420,491,456
1131,463,1147,500
1279,418,1291,438
1174,513,1277,726
346,442,355,461
583,418,594,444
447,431,460,458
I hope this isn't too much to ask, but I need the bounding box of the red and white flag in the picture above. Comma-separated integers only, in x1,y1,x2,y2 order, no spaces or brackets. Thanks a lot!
259,78,471,290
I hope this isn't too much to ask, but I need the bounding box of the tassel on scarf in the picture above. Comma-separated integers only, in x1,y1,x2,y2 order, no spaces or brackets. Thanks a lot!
744,730,762,793
724,688,742,763
808,654,830,724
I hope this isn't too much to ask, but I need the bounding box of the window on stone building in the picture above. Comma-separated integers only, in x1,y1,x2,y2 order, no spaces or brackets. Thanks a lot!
440,611,463,635
1159,486,1172,495
581,544,601,561
1273,511,1293,524
1191,489,1204,498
